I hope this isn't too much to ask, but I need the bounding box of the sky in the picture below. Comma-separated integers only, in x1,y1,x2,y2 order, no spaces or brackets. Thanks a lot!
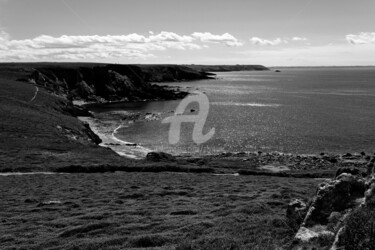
0,0,375,66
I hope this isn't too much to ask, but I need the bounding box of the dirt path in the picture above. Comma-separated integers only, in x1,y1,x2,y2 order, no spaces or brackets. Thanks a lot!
29,85,39,102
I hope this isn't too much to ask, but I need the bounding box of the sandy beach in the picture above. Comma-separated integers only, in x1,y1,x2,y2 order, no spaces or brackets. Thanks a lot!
78,115,151,159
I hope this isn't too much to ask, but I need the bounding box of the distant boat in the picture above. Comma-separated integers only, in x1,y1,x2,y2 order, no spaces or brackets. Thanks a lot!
275,70,281,72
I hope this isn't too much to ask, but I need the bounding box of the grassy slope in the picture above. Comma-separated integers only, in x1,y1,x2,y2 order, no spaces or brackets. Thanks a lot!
0,172,321,250
0,67,127,172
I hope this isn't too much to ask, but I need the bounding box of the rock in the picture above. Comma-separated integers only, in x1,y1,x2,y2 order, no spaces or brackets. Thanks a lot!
322,155,338,163
365,178,375,207
292,226,335,250
290,173,370,249
146,152,176,162
303,173,365,227
360,151,366,156
286,199,308,231
144,113,160,121
328,212,342,227
366,162,374,176
334,167,361,178
220,152,233,157
330,226,345,250
83,123,102,144
235,152,247,157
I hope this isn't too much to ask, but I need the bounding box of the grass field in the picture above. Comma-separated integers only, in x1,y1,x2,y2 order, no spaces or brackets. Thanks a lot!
0,172,322,250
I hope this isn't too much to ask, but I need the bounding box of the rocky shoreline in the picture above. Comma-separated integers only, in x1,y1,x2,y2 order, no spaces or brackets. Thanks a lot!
78,98,373,176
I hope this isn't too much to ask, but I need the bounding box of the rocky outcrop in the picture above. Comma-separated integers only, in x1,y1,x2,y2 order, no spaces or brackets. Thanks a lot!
23,64,211,103
288,161,375,250
287,199,309,231
146,152,176,162
27,64,210,102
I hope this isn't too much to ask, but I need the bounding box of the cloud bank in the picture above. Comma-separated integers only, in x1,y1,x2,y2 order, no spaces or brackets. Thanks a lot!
0,31,242,61
346,32,375,45
292,37,308,41
192,32,243,47
250,36,308,46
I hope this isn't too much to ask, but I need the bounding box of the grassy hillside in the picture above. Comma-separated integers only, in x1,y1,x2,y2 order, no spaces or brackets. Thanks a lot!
0,72,126,172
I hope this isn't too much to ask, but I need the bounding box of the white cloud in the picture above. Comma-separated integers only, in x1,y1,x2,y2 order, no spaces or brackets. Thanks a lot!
150,31,194,43
346,32,375,45
250,36,309,46
192,32,243,47
292,37,308,41
0,31,243,61
250,37,285,46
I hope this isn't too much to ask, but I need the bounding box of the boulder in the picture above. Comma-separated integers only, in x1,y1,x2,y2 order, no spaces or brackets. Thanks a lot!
365,177,375,207
286,199,308,231
334,167,361,178
366,162,374,176
322,155,338,163
303,173,365,227
291,226,335,250
290,173,367,250
146,152,176,162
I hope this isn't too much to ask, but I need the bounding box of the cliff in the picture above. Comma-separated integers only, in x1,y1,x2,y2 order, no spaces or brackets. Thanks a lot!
16,63,214,102
1,63,270,103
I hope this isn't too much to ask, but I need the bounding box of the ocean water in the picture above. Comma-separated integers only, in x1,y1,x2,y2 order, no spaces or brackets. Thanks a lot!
90,67,375,156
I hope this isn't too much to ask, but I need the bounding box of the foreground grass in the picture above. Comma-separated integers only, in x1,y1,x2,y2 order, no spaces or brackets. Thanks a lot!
0,172,321,249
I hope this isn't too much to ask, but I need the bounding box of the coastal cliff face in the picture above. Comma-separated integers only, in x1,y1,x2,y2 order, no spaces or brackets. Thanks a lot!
2,63,271,103
25,64,213,102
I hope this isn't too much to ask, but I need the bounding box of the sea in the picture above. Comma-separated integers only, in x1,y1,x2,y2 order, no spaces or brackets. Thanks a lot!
89,67,375,157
